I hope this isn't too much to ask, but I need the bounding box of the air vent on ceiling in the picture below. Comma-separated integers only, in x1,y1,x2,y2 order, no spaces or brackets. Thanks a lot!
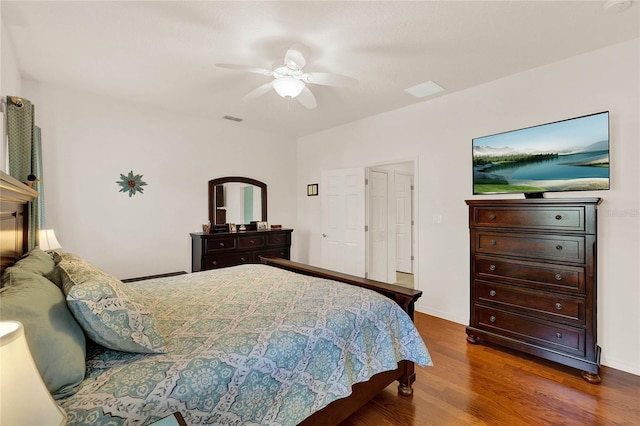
222,115,243,122
404,80,445,99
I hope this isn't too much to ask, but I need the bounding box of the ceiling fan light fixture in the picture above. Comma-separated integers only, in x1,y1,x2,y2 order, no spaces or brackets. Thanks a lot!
273,76,305,99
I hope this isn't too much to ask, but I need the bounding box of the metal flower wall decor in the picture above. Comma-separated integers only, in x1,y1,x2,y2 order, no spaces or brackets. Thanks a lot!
116,171,147,197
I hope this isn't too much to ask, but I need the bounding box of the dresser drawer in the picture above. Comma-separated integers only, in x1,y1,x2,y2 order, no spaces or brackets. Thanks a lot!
474,306,585,356
238,235,265,249
474,255,585,293
204,253,254,269
191,229,293,272
474,280,585,323
476,232,585,263
473,206,585,232
267,232,291,247
259,247,290,260
204,237,236,253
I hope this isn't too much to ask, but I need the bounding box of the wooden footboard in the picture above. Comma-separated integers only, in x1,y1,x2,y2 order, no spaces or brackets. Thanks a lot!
260,257,422,320
260,257,422,425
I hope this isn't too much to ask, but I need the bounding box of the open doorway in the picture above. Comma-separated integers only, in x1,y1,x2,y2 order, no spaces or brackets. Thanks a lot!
365,160,415,288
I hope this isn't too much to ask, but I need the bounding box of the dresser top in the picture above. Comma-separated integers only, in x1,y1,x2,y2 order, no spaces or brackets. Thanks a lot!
190,228,293,238
465,197,602,207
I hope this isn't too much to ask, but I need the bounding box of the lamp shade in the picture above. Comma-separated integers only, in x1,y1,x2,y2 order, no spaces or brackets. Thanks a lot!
0,321,67,425
38,229,62,251
272,76,305,99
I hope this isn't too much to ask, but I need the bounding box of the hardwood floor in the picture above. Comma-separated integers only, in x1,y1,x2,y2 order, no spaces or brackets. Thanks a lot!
342,313,640,425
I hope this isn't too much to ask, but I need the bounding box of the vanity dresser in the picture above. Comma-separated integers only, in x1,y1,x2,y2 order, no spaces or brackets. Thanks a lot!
465,198,602,383
191,228,293,272
193,175,292,271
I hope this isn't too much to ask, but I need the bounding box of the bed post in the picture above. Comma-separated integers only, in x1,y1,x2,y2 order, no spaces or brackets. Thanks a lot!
397,360,416,396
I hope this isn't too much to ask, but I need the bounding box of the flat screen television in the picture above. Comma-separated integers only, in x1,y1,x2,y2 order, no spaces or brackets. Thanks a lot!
473,111,609,198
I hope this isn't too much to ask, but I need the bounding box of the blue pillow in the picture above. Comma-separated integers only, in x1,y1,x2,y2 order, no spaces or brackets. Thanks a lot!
55,253,166,354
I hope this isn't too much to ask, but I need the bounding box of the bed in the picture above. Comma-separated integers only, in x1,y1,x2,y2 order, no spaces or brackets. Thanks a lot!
0,171,432,425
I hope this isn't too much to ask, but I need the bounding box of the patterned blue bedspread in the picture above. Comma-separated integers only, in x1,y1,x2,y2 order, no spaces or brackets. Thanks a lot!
60,264,432,425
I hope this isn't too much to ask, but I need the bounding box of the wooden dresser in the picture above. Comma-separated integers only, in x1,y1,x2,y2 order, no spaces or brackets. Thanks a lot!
465,198,602,383
191,229,293,272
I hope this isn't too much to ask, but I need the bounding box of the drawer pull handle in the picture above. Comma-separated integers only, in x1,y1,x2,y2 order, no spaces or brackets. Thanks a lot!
489,316,496,323
489,264,496,271
555,214,562,220
490,240,496,246
556,245,563,251
489,214,496,220
489,290,496,297
556,332,563,339
240,257,246,262
555,303,563,310
555,274,562,281
250,240,254,244
219,242,224,247
212,261,217,265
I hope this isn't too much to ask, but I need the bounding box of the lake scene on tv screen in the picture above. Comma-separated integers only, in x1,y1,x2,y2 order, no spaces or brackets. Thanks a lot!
473,112,609,195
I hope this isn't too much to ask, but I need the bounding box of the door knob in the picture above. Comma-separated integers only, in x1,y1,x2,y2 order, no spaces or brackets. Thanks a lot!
322,233,327,238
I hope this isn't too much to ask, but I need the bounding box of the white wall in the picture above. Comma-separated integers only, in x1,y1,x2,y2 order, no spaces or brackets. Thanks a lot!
0,22,21,98
1,20,22,171
296,39,640,375
22,82,298,279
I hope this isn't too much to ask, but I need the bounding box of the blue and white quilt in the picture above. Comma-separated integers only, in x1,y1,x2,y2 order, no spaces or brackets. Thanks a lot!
59,264,432,425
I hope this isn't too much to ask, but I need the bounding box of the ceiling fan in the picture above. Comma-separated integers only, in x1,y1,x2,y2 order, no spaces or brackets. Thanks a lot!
216,44,357,109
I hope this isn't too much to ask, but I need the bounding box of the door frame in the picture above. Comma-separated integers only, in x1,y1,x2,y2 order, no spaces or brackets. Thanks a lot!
365,158,418,284
365,167,394,283
394,170,414,274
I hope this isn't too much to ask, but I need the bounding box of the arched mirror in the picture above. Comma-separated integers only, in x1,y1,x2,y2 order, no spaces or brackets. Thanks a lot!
208,177,267,226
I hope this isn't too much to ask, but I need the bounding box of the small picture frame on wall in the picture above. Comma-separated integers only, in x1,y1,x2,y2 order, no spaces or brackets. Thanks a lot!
229,223,237,232
307,183,318,196
256,221,269,231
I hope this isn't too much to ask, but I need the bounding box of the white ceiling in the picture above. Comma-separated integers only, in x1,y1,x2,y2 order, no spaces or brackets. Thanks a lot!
2,1,639,138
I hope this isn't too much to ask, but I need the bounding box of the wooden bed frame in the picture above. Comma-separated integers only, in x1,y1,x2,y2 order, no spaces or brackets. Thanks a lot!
0,170,423,425
260,257,423,425
1,171,37,274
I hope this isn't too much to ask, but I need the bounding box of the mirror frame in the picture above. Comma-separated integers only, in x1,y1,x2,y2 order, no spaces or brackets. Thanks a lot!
208,177,267,226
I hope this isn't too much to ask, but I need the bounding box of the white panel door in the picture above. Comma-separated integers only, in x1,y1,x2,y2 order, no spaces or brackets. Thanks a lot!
395,172,413,273
321,168,365,277
367,169,389,282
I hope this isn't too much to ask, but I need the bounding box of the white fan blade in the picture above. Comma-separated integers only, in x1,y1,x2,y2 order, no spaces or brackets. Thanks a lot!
284,44,308,70
304,72,357,87
296,86,317,109
216,63,272,75
243,82,273,101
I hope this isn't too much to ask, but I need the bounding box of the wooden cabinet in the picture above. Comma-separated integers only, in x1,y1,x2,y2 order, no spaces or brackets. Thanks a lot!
465,198,601,383
191,229,293,272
